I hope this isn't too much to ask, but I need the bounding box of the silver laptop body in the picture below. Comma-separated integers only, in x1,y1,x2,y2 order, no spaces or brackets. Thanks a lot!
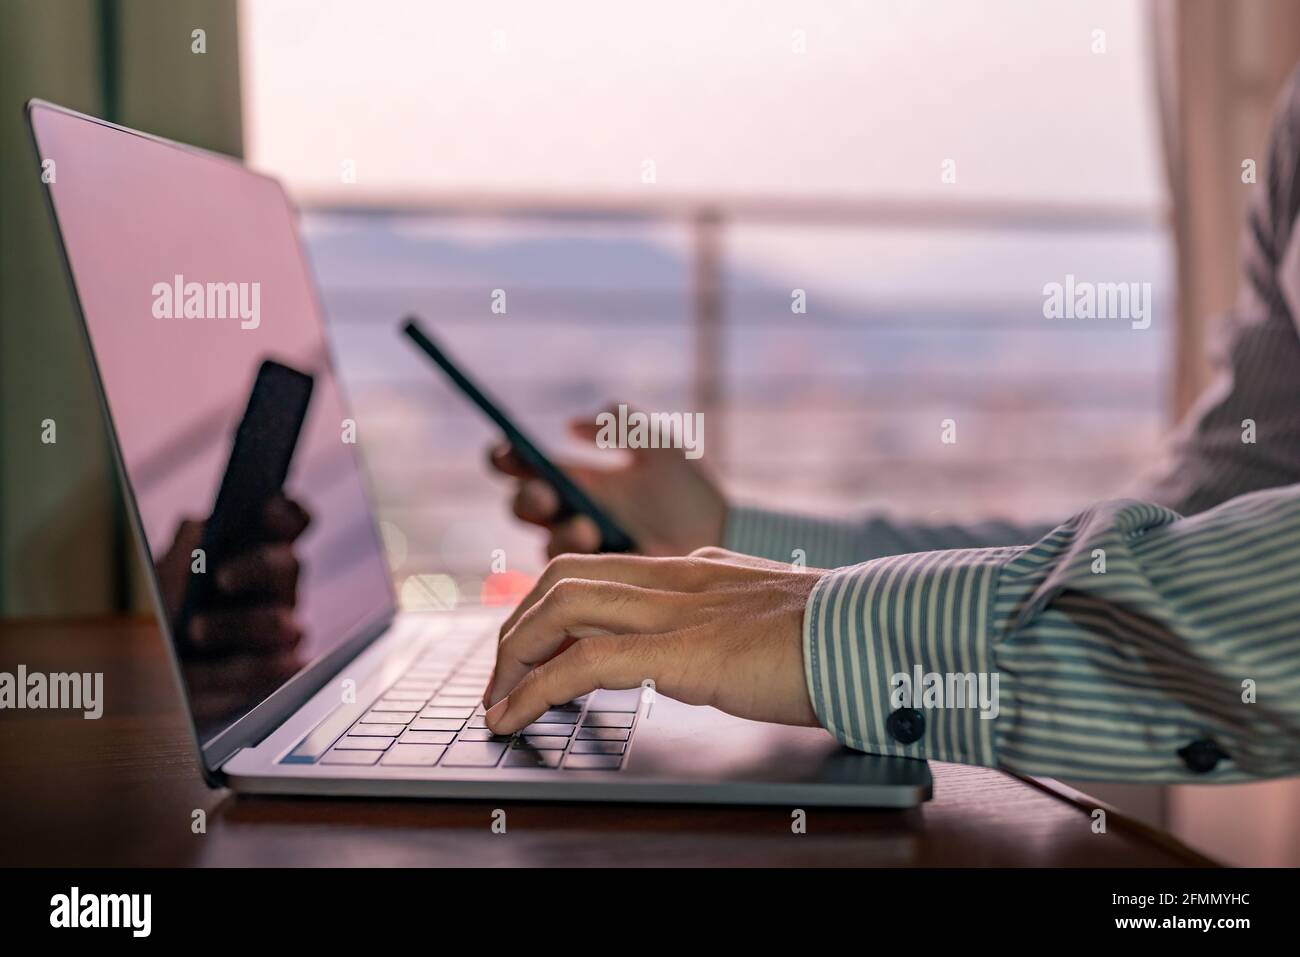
28,100,931,808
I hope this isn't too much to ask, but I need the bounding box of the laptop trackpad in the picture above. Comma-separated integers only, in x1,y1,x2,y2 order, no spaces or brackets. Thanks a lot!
626,696,932,795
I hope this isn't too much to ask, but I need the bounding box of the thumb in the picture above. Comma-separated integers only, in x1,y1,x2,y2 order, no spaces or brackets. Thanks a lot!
568,418,602,443
569,403,658,462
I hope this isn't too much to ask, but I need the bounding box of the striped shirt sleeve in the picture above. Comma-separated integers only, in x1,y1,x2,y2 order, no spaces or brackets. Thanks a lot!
725,504,1055,568
1132,63,1300,517
803,486,1300,781
726,71,1300,589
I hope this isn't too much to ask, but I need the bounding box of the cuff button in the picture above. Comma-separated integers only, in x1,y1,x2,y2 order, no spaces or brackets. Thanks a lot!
886,707,926,745
1177,738,1228,774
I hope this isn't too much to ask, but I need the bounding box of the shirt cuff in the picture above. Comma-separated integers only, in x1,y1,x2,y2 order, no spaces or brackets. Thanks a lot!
802,547,1020,767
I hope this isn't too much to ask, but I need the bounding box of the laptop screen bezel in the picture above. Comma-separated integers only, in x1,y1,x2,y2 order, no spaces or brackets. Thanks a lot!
24,99,400,780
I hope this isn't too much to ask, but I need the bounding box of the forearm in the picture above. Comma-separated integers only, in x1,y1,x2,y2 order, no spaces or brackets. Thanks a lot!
804,487,1300,782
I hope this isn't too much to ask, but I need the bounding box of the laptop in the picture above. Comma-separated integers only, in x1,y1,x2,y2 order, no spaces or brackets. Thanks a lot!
26,100,932,807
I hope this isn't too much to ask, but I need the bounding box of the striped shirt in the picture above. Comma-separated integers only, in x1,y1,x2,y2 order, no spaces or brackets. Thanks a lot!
724,70,1300,782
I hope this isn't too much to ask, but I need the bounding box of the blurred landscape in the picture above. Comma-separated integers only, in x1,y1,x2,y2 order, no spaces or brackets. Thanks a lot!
305,210,1171,597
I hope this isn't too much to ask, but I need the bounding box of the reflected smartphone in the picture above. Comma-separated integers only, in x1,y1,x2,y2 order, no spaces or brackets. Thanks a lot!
401,317,636,553
177,359,315,650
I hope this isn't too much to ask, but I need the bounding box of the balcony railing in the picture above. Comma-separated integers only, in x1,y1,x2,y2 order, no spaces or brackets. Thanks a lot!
299,189,1167,461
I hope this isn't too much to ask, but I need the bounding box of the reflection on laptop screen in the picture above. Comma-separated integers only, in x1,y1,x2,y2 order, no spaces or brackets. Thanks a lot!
29,104,396,744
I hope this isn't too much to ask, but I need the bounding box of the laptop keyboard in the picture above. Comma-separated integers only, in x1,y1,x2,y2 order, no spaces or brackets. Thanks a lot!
305,630,640,771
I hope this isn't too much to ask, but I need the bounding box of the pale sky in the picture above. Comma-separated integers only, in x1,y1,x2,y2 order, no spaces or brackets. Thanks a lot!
240,0,1164,206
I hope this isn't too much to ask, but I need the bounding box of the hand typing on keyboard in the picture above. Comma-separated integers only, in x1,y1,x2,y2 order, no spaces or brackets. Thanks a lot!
483,549,822,736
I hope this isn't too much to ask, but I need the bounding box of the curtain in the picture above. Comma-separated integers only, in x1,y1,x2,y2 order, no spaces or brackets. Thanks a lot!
1151,0,1300,417
0,0,243,616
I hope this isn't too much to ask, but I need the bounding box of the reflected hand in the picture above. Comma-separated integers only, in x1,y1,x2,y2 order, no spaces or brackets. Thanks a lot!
155,495,310,723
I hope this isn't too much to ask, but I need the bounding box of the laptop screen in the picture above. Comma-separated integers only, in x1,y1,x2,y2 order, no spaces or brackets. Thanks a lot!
29,103,397,749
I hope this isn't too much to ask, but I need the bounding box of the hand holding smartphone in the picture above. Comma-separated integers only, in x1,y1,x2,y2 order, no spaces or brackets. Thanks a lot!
177,359,314,650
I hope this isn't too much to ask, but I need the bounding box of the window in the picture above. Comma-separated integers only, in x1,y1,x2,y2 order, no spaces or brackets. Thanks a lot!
241,0,1170,602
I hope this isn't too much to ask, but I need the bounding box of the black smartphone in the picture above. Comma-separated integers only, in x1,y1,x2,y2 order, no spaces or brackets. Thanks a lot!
401,317,636,553
177,359,315,649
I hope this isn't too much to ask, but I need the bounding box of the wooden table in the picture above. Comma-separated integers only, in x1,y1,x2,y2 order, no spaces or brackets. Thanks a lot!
0,617,1213,867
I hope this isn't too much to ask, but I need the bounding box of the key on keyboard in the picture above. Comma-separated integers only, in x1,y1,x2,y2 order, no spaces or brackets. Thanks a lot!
441,742,508,767
381,744,446,766
286,622,638,771
505,749,563,768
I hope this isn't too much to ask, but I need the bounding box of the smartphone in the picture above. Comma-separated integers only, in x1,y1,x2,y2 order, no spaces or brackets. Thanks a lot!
401,317,637,553
177,359,315,649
